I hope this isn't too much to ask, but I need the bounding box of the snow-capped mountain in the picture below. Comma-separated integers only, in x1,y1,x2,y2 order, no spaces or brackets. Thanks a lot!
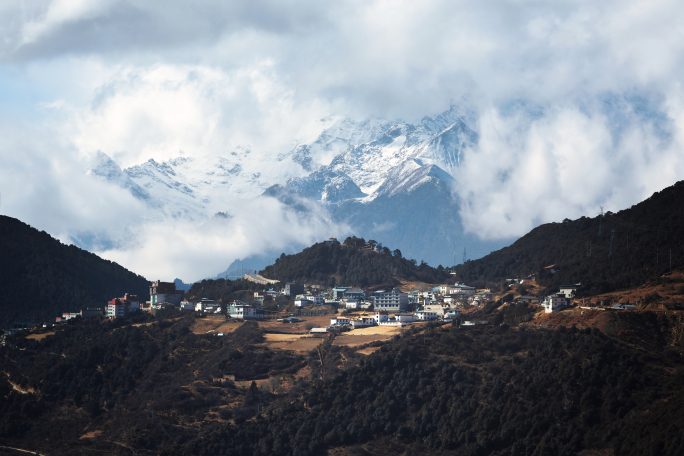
262,104,505,267
83,92,674,276
269,104,478,202
88,103,510,269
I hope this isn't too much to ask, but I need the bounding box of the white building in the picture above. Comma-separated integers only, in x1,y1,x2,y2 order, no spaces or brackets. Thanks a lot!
149,281,184,306
330,317,350,326
350,316,375,328
229,302,263,319
450,284,476,296
195,299,216,312
180,300,195,311
373,312,389,324
415,311,439,321
543,294,568,313
471,291,493,303
395,313,416,322
424,304,447,315
373,288,409,312
294,299,310,307
558,286,577,298
106,302,125,318
344,299,360,309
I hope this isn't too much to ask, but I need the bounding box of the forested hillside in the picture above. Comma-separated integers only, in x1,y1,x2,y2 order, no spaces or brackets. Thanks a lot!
260,237,451,287
0,216,150,328
0,313,307,453
2,315,682,455
455,181,684,296
182,323,684,456
185,278,267,302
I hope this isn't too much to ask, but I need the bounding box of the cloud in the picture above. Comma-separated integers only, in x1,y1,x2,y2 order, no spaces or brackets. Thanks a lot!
0,114,348,280
61,62,332,168
0,117,146,245
98,196,349,281
2,0,684,275
453,90,684,239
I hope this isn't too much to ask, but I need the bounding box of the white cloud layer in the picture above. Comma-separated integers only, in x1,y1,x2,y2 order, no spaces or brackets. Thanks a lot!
1,0,684,278
454,93,684,238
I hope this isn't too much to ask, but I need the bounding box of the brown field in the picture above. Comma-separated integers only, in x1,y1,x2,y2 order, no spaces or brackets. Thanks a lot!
25,332,55,341
264,333,306,342
332,334,393,347
347,325,403,336
259,314,335,334
396,279,440,293
261,333,323,352
190,318,243,335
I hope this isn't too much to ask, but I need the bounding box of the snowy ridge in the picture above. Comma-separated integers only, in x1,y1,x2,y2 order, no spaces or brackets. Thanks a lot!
88,151,158,205
274,104,479,204
89,103,479,222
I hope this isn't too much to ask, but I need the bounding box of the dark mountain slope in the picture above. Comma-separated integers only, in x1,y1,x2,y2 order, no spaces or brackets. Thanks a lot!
0,216,150,327
454,181,684,296
182,324,684,456
260,238,451,288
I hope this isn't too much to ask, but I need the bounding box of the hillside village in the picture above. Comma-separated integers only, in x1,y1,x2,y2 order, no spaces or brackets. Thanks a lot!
3,242,639,337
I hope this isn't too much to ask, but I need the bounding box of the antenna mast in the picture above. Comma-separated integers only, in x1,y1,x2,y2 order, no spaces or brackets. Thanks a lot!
598,206,604,235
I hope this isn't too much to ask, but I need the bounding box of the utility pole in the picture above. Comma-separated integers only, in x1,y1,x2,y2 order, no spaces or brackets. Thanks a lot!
598,206,604,235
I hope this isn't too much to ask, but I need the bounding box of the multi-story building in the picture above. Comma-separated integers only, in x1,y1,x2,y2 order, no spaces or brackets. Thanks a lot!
332,287,352,299
150,281,184,306
558,286,577,298
284,282,304,297
543,294,567,313
194,298,216,312
106,299,126,318
179,299,196,311
343,288,365,300
350,316,375,328
450,284,476,296
415,310,439,321
229,301,263,319
106,293,141,318
372,288,408,312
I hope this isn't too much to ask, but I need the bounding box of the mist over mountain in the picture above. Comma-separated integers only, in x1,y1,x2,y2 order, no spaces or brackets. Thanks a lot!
83,91,676,279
